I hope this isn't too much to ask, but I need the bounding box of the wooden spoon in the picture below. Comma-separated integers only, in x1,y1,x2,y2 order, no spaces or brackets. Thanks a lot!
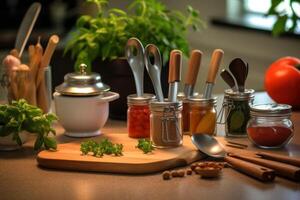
228,58,247,92
220,69,237,91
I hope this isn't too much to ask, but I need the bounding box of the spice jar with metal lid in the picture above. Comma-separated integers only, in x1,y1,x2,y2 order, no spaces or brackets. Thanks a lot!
127,93,154,138
149,100,183,148
53,64,119,137
220,89,254,137
247,103,294,148
177,93,190,134
188,96,217,135
178,92,200,134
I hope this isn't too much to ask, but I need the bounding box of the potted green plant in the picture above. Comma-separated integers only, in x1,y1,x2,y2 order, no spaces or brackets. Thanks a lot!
65,0,204,119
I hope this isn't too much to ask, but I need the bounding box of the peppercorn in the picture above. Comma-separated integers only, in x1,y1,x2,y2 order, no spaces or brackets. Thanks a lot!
162,171,171,180
171,170,179,177
186,169,193,175
177,170,185,177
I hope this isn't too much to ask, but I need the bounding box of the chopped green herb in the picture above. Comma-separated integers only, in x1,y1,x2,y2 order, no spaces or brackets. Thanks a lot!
0,99,58,150
136,139,155,154
80,139,123,157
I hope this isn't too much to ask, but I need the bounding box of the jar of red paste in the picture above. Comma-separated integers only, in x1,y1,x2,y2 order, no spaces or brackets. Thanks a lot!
127,94,154,138
247,103,294,148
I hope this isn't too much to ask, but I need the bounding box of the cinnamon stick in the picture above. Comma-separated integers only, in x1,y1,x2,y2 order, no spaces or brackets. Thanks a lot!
229,153,300,181
256,152,300,167
225,156,275,182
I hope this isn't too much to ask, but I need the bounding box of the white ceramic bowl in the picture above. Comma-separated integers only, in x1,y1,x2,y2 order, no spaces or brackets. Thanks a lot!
53,91,119,137
0,131,28,151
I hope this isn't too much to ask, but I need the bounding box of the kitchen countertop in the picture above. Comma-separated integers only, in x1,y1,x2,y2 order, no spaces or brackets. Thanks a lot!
0,93,299,200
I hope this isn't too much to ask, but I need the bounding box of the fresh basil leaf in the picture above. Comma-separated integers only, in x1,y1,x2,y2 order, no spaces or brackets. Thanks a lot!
44,136,57,150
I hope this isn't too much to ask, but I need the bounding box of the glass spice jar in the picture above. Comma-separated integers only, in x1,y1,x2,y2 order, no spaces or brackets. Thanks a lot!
149,100,183,148
188,97,217,136
177,93,189,134
222,89,255,137
247,103,294,149
127,94,154,138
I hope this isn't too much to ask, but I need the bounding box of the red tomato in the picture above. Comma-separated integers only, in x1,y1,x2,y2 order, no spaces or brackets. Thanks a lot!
264,57,300,108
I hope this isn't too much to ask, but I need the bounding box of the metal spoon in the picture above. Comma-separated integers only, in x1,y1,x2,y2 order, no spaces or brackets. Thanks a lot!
144,44,164,102
220,69,238,91
125,38,145,97
228,58,247,93
15,2,41,58
191,134,275,182
191,134,226,158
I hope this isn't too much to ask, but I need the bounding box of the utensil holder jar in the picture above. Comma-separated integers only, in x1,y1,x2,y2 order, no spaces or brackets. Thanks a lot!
177,93,189,134
219,89,254,137
149,100,182,148
188,97,217,136
127,94,154,138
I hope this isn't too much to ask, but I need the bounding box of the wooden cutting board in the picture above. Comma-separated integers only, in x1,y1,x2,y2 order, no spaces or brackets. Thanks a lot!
37,134,205,174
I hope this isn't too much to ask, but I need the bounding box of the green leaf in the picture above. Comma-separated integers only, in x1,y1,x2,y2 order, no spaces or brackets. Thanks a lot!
34,135,44,150
272,15,288,36
44,136,57,150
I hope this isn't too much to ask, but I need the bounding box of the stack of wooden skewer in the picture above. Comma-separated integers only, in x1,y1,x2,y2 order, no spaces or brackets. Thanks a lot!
2,35,59,113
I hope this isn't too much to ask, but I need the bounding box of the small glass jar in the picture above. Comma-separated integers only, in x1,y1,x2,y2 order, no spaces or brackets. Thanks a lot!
247,103,294,149
149,100,182,148
177,93,189,134
127,94,154,138
188,97,217,136
222,89,254,137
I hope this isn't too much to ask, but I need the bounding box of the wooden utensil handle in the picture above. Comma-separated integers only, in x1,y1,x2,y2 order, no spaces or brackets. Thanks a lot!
41,35,59,69
225,156,275,182
168,50,182,82
257,152,300,167
185,50,202,85
229,153,300,181
206,49,224,83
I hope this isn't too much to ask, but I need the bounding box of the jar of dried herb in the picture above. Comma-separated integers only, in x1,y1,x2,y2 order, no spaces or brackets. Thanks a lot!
222,89,254,137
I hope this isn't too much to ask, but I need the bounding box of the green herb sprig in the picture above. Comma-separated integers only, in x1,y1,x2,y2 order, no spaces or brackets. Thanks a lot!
0,99,58,150
136,139,155,154
80,138,123,157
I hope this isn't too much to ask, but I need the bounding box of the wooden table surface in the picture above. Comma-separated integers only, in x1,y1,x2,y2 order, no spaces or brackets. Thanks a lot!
0,92,299,200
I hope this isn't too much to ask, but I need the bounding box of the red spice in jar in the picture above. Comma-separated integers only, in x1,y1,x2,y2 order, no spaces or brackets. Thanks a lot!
247,126,293,147
128,105,150,138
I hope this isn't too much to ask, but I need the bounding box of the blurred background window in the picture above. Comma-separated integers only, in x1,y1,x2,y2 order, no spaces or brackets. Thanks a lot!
225,0,299,35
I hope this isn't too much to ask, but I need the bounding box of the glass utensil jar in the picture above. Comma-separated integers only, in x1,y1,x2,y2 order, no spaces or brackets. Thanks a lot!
222,89,254,137
127,94,154,138
177,93,189,134
149,100,182,148
188,97,217,136
247,103,294,149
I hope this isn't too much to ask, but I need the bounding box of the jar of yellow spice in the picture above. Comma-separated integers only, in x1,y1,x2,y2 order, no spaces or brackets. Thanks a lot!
188,97,217,135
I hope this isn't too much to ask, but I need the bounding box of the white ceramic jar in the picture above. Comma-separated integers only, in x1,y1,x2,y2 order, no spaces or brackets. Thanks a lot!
54,64,119,137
